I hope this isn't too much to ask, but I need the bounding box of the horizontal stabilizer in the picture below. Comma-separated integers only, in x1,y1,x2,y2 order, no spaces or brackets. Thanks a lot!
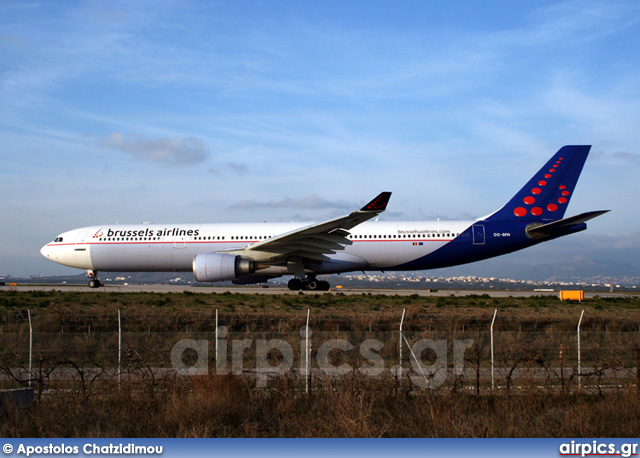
526,210,609,238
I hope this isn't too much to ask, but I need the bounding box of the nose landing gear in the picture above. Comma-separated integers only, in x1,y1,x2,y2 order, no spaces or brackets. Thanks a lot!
287,275,330,291
87,270,102,288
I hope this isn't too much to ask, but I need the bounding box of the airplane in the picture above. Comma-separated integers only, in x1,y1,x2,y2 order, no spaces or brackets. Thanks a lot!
41,145,608,290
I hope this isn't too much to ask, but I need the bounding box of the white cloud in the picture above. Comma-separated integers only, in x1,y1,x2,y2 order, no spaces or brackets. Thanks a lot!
229,194,354,211
98,132,210,166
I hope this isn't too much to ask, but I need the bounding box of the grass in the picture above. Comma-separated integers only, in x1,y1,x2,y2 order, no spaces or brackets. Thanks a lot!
1,290,639,333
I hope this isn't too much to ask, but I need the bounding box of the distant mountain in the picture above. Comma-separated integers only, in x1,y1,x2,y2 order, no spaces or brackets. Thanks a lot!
424,257,639,284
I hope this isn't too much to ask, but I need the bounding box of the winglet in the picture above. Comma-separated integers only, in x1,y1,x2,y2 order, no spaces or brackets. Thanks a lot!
360,192,392,212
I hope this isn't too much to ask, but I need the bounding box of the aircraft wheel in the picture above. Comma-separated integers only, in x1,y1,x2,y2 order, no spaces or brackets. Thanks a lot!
88,279,101,288
288,278,302,291
305,280,319,291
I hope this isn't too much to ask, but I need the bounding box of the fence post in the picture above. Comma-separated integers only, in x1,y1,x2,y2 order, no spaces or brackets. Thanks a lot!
28,309,33,388
305,309,310,394
490,308,497,390
215,308,219,362
401,333,430,388
118,309,122,386
399,308,406,383
577,309,584,390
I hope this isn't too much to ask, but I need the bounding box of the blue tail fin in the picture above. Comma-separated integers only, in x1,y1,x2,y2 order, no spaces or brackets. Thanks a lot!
485,145,591,222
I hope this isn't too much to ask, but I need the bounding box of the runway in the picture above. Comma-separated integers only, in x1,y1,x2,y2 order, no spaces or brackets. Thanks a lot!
5,283,629,298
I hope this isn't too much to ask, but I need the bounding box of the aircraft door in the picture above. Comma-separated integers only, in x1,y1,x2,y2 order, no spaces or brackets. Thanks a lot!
472,224,485,245
70,230,92,268
174,235,186,249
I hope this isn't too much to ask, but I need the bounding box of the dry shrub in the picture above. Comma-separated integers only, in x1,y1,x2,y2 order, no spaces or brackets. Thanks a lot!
1,374,639,437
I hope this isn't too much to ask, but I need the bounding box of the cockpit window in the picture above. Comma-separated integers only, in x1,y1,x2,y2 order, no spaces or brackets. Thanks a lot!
54,237,63,243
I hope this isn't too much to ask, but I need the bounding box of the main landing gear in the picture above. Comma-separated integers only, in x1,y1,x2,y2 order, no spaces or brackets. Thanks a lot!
87,270,102,288
287,276,330,291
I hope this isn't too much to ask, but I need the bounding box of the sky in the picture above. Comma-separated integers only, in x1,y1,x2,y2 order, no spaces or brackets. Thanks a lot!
1,0,639,277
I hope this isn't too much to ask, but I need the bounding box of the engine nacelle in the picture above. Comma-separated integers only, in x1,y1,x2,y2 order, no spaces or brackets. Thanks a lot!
192,253,255,282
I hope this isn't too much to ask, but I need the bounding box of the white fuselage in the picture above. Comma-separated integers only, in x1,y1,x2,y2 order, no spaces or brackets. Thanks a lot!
40,220,474,273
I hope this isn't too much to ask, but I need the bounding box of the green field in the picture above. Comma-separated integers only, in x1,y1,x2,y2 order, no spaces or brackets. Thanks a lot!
2,289,640,331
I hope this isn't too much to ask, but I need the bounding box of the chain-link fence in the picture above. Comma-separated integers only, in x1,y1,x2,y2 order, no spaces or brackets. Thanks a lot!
1,309,639,393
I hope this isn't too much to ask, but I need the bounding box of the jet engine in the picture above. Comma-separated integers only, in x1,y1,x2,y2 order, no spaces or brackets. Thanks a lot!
192,253,255,282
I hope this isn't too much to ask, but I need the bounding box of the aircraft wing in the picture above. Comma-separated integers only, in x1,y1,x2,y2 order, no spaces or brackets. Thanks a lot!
225,192,391,263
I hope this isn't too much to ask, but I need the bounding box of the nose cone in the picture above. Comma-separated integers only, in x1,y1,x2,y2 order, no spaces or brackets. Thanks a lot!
40,244,51,259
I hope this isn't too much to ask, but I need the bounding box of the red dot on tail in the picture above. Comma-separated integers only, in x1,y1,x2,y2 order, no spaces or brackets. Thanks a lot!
558,197,567,204
531,207,543,216
524,196,535,205
538,180,547,186
514,207,527,217
547,204,558,212
544,174,552,179
549,169,556,173
559,185,566,189
531,187,541,195
562,190,570,196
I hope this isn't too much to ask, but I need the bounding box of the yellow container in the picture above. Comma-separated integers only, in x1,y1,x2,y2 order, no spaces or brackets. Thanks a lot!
559,290,584,301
